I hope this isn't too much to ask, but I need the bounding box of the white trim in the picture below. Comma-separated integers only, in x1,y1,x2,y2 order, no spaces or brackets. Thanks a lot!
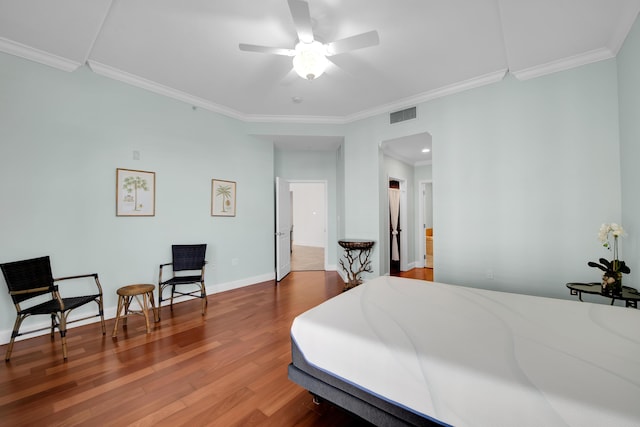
207,272,275,294
510,48,615,81
414,160,433,167
344,69,508,124
0,37,82,72
243,114,346,125
417,180,433,269
0,272,275,345
87,60,248,120
66,59,508,125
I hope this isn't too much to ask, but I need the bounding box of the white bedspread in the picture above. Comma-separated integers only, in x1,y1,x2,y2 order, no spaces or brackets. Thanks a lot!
291,276,640,427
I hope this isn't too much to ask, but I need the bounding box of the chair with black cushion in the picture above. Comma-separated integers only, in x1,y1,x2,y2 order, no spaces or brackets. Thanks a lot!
158,244,207,318
0,256,106,361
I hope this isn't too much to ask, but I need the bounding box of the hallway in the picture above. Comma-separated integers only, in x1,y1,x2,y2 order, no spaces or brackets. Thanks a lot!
391,267,433,281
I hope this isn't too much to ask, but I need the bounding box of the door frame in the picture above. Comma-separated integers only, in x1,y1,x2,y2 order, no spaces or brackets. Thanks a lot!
417,180,433,268
275,177,291,281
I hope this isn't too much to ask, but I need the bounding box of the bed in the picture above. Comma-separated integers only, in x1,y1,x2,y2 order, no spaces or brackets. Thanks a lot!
288,276,640,426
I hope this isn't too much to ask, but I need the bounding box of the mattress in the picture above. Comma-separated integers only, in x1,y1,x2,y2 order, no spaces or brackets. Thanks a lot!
290,276,640,427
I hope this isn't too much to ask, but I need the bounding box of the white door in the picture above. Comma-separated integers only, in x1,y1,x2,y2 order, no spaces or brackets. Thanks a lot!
275,177,291,281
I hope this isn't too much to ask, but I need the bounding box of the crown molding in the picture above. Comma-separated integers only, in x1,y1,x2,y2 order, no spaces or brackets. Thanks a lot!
222,69,506,124
241,113,346,125
382,149,432,168
344,69,509,123
0,37,81,72
86,60,352,125
86,60,247,121
414,160,433,167
510,47,615,80
85,60,509,126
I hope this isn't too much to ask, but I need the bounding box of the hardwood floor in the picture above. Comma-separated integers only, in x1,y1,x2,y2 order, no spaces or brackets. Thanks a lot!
0,268,432,426
393,267,433,281
0,271,375,427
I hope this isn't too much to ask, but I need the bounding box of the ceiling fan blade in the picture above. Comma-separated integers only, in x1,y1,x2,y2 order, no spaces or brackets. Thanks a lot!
326,30,379,56
287,0,314,43
239,43,295,56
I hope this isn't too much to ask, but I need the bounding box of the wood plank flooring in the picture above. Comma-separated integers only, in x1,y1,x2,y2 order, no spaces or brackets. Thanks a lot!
394,267,433,281
0,269,431,426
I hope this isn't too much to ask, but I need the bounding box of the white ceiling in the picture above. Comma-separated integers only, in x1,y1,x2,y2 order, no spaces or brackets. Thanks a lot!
1,1,638,160
1,0,639,126
382,133,432,166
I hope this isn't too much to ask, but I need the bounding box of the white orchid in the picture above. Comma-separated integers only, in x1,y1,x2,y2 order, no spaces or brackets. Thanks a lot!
592,223,629,296
598,223,625,249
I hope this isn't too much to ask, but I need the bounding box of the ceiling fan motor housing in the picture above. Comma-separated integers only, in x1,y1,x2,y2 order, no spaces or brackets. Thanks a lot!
293,41,328,80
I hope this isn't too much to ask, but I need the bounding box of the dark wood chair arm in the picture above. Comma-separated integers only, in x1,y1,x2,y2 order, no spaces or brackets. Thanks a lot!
159,263,172,284
9,286,51,296
55,273,98,282
54,273,103,295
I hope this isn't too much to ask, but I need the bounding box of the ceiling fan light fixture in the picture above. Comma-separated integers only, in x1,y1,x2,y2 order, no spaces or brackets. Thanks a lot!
293,41,328,80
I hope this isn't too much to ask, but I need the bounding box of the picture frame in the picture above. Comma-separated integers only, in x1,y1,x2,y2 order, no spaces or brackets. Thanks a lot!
116,168,156,216
211,179,236,217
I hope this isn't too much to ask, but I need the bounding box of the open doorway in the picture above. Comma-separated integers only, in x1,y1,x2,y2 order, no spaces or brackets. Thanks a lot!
290,182,327,271
381,131,433,280
419,181,434,273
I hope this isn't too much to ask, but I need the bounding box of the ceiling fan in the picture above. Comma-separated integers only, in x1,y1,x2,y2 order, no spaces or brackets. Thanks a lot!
239,0,380,80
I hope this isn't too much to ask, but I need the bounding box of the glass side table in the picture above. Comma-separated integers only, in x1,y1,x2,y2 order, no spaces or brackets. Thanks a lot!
566,282,640,308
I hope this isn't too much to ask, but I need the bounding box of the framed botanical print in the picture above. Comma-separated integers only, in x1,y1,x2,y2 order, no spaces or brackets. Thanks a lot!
211,179,236,217
116,168,156,216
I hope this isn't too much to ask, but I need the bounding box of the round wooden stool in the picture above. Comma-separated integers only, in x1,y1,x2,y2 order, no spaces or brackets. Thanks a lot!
112,284,158,337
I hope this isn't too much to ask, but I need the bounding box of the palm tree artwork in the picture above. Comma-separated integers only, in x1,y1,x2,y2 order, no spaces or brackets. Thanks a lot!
122,175,150,211
216,184,232,213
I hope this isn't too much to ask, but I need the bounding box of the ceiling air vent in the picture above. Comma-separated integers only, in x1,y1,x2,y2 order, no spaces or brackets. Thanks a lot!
390,106,416,124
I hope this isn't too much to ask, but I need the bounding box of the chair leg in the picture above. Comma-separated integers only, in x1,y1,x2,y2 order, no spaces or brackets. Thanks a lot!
5,316,25,362
157,285,164,320
170,285,175,311
50,314,56,339
200,281,207,316
58,313,68,360
97,298,106,335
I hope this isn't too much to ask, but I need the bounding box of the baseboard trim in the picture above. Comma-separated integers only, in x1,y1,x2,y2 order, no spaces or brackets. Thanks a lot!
0,272,277,345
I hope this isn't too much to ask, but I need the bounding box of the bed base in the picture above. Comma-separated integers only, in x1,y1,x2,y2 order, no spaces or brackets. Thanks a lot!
288,340,445,427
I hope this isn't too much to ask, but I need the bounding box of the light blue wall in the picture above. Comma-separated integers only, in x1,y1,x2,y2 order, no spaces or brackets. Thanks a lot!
619,15,640,288
274,148,338,268
415,164,432,182
342,117,383,281
431,66,620,299
2,15,638,339
0,54,275,338
343,59,622,300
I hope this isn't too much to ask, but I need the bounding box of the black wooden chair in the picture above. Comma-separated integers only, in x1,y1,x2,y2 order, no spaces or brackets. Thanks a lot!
158,244,207,318
0,256,106,361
